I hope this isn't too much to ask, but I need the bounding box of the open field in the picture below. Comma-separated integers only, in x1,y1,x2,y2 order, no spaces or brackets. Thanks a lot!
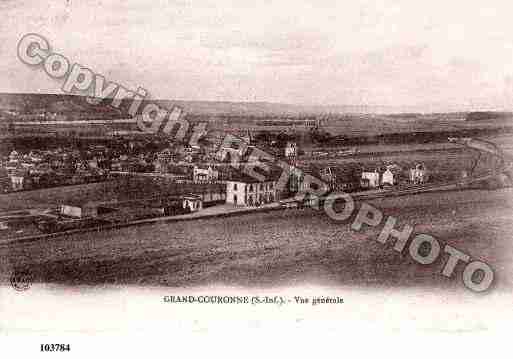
2,93,513,147
1,188,511,291
3,114,513,144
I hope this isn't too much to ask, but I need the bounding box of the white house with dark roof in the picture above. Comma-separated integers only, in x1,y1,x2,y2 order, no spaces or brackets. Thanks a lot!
193,165,219,183
226,174,278,207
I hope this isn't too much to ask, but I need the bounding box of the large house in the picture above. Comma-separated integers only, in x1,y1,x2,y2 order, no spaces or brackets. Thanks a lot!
226,175,278,206
193,165,219,183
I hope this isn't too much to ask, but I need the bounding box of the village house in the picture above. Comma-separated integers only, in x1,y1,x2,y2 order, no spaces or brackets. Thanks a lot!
284,141,298,158
156,148,174,163
150,195,203,216
226,175,278,207
410,163,428,184
381,168,395,186
8,150,20,162
328,166,361,192
361,169,380,188
216,142,249,163
216,130,258,163
182,195,203,212
193,165,219,183
287,166,304,194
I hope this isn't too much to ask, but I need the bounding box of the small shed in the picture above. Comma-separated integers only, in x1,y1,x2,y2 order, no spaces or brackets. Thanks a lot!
151,195,203,216
361,170,380,188
60,202,99,218
381,168,395,186
183,195,203,212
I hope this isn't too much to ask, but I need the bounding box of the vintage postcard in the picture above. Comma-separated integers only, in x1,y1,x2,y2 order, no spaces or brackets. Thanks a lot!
0,0,512,356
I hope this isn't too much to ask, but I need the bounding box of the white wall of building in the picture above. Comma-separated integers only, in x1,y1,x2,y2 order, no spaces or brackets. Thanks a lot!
60,205,83,218
226,181,277,206
381,169,394,185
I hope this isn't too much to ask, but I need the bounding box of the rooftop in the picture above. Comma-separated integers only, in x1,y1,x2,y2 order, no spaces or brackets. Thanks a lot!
228,167,283,183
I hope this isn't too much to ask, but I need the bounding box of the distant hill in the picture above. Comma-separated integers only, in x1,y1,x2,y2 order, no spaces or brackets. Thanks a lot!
2,92,512,124
0,93,97,112
465,111,513,121
0,93,123,119
0,92,414,117
2,93,513,145
152,100,399,116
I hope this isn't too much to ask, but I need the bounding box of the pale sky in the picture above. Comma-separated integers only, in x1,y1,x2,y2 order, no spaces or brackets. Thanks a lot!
3,0,513,111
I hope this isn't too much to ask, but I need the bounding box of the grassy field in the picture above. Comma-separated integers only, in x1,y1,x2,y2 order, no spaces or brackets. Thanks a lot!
1,188,512,292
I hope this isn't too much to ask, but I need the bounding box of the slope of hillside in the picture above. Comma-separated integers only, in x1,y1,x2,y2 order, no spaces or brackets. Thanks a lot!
0,93,398,117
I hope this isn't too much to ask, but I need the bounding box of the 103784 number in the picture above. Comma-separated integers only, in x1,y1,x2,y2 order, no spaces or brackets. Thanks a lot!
40,344,70,352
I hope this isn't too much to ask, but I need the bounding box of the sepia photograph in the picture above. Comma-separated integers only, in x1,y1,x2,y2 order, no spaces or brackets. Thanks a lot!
1,0,512,356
